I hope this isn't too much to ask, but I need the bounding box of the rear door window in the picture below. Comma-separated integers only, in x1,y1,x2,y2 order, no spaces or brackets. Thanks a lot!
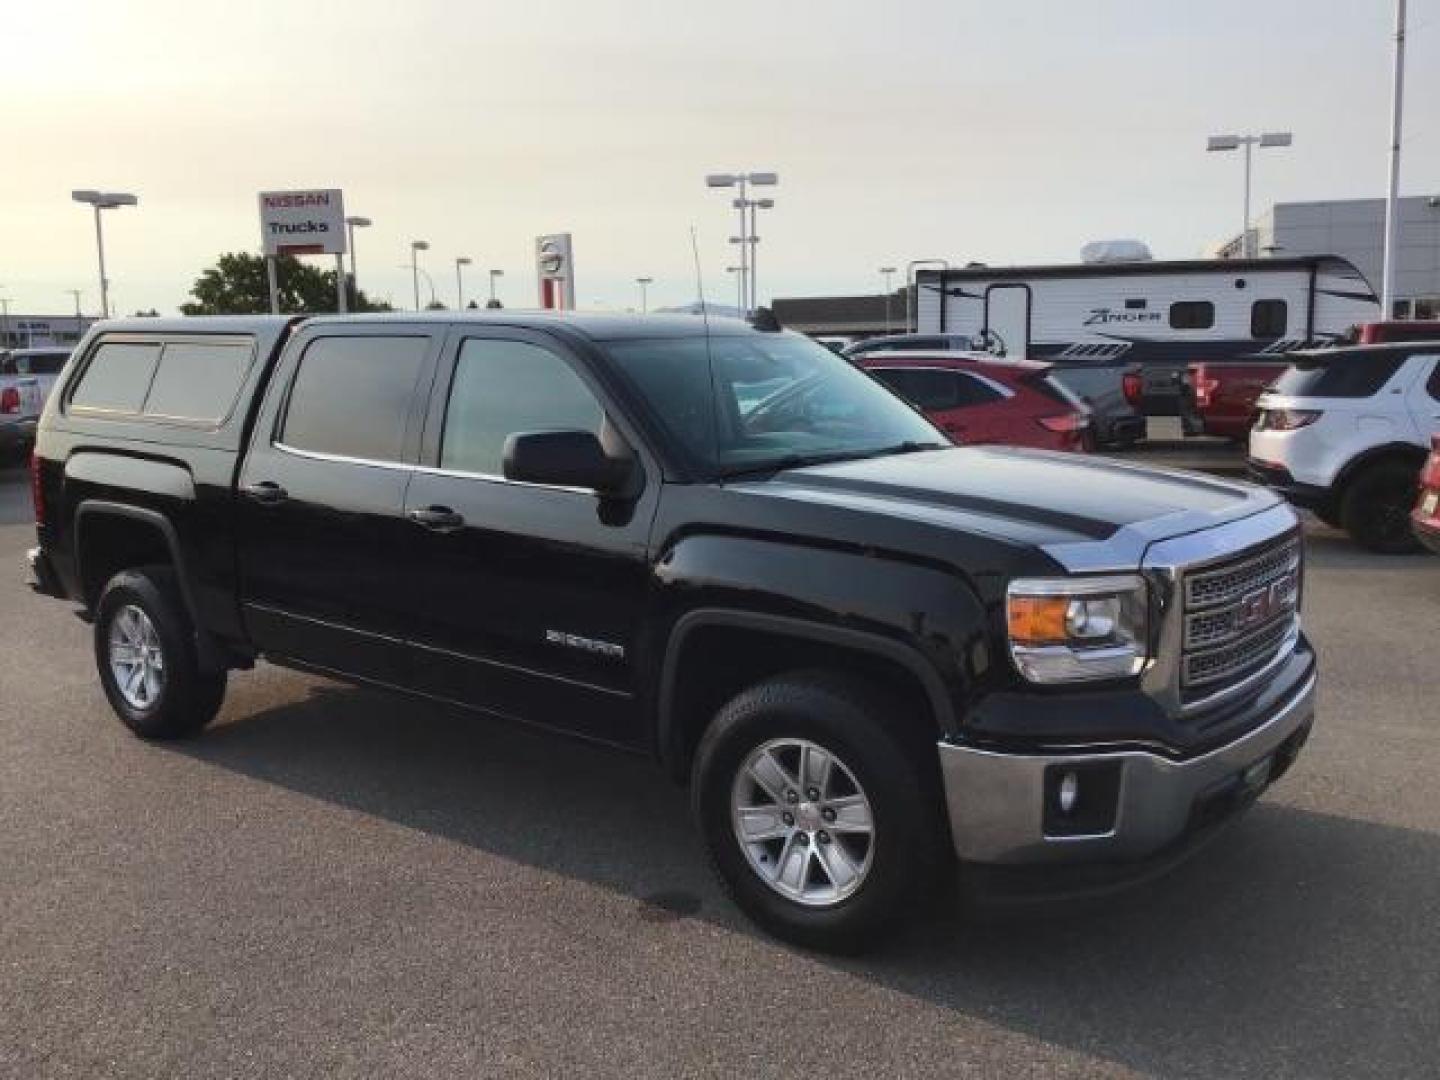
280,336,430,462
1271,354,1408,399
872,368,960,411
68,342,161,413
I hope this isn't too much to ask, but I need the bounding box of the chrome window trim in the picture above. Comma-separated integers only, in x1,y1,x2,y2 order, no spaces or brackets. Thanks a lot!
272,441,409,472
272,439,598,495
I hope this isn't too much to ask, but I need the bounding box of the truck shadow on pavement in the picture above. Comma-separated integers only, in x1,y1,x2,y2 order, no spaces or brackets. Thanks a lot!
178,679,1439,1079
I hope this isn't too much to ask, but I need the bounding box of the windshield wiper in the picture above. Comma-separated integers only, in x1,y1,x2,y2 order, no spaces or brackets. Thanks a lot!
866,440,948,456
717,450,869,480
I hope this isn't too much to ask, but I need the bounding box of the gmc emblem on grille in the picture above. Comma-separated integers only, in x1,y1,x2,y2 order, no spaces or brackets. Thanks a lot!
1236,571,1297,633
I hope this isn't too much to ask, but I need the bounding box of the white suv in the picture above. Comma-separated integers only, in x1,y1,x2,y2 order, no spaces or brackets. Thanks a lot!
1249,344,1440,553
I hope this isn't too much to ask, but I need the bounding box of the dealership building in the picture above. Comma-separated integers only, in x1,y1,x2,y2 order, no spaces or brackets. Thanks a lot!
1215,196,1440,319
1,312,95,351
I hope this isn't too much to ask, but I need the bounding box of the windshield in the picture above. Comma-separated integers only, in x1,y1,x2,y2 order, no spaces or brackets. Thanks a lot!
604,333,945,476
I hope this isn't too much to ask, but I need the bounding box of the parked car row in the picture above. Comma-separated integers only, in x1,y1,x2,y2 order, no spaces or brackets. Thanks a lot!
0,347,71,461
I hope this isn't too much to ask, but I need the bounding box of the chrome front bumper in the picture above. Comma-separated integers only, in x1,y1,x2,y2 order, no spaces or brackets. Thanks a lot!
937,669,1316,865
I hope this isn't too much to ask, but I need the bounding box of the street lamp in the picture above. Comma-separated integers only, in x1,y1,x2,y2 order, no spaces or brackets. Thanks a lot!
725,265,743,314
488,268,504,305
410,240,430,311
345,216,371,305
879,266,897,333
65,289,83,338
706,171,778,316
636,276,654,313
455,256,473,309
737,196,775,313
71,189,138,318
1206,132,1292,259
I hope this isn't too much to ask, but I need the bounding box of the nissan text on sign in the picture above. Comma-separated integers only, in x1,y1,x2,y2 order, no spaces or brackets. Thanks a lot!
259,189,347,256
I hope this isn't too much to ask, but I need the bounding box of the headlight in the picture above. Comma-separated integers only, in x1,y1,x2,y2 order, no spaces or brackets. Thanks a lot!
1006,575,1149,684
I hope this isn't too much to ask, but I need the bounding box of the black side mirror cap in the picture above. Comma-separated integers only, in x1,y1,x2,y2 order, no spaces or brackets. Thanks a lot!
502,430,636,496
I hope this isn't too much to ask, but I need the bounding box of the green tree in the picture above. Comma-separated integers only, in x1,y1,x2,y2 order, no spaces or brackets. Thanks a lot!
179,252,392,316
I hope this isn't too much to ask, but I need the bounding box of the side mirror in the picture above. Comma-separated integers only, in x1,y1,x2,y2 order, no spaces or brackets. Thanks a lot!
502,430,636,496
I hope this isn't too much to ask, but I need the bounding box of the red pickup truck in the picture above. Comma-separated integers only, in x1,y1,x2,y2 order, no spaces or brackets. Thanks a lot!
1181,321,1440,441
1180,357,1285,441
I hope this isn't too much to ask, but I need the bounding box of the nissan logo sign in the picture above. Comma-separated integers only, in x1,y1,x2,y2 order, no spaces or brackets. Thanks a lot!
538,241,565,274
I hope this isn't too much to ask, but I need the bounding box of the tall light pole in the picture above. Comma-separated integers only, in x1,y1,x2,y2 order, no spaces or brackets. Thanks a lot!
71,189,138,318
410,240,430,311
879,266,897,333
742,196,775,312
488,268,504,305
1381,0,1407,317
725,266,743,313
345,216,371,306
66,289,83,338
706,171,777,316
455,256,473,309
1206,132,1292,258
636,276,654,313
0,296,12,351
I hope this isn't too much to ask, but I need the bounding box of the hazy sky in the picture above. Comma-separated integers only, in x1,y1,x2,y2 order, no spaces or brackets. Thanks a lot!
3,0,1438,316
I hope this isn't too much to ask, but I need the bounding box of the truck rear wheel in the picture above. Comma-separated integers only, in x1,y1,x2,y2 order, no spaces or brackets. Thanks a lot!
692,672,944,953
94,566,226,739
1340,460,1422,554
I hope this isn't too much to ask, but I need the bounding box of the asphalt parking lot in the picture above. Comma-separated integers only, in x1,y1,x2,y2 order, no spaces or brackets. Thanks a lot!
2,458,1437,1079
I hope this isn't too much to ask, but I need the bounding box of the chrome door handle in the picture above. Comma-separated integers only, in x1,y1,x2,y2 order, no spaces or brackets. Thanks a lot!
242,481,288,505
407,506,465,532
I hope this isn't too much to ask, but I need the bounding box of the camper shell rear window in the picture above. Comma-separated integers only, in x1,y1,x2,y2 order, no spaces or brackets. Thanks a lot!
66,335,257,425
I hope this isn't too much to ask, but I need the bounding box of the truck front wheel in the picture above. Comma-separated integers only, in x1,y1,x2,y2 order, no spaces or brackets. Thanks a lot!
692,672,944,953
94,566,227,739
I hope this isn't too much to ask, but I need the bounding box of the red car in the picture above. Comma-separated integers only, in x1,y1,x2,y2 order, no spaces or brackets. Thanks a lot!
1414,434,1440,555
857,355,1091,452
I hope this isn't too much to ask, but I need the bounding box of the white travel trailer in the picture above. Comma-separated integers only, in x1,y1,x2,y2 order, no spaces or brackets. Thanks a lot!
914,256,1379,411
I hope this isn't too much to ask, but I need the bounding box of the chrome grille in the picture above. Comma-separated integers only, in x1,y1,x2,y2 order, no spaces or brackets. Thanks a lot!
1180,533,1301,701
1185,537,1300,611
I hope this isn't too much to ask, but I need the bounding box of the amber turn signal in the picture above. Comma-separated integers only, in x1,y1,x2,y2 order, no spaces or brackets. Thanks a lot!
1007,596,1071,645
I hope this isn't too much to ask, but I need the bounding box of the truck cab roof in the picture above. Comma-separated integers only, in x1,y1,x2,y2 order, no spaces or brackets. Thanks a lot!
88,311,762,343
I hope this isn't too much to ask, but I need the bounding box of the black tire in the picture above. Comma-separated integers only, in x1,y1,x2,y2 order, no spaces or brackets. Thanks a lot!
94,565,227,739
691,671,946,954
1340,460,1423,554
1311,505,1343,530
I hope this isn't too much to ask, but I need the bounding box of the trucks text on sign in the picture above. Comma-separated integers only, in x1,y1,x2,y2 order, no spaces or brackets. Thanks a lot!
258,189,346,257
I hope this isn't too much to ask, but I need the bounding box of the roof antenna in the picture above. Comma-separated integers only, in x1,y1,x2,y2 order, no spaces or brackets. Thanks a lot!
690,225,721,468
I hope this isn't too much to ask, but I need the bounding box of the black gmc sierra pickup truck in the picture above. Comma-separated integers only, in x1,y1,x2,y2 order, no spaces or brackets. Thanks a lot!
26,312,1316,952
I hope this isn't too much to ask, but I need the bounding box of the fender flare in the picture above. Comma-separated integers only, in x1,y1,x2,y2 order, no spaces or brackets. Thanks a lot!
74,500,225,671
656,608,959,777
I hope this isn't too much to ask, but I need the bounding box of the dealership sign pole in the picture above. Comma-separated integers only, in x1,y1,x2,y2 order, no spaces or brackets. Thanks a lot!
535,234,575,310
258,188,349,314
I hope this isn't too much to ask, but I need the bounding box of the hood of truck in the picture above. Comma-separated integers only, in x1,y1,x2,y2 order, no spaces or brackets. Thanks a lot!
734,446,1283,569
